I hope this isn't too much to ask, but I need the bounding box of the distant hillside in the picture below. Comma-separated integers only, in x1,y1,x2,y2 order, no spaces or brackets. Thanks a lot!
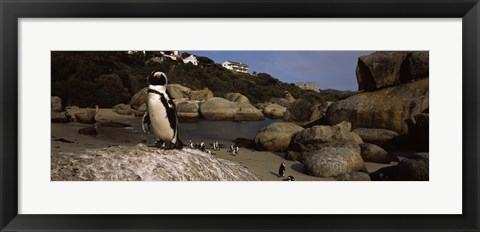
52,51,337,107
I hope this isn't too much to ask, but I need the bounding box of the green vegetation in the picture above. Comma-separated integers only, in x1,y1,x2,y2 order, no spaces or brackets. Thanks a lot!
52,51,342,108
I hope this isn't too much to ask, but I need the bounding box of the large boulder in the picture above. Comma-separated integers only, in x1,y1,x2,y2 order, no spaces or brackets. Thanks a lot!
167,84,191,100
51,144,261,181
74,110,96,124
356,51,429,91
284,100,323,126
189,88,213,101
352,128,404,150
360,143,398,164
326,78,429,134
233,103,265,121
200,97,263,121
370,153,428,181
129,87,148,110
262,103,287,119
113,103,133,115
290,121,363,152
254,122,304,151
270,97,291,108
199,97,238,120
51,96,63,112
176,101,200,122
224,93,250,103
284,91,296,103
51,96,71,123
303,147,366,178
51,111,72,123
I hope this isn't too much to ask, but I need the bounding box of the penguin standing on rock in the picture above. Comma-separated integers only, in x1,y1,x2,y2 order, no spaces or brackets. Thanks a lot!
278,162,286,177
142,71,183,149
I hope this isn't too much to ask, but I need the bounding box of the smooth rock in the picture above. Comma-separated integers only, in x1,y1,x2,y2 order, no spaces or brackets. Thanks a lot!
199,97,238,120
370,153,428,181
303,147,366,178
51,111,72,123
129,87,148,110
254,122,304,151
167,84,191,100
51,96,63,112
189,88,213,101
352,128,403,150
290,121,363,152
233,103,264,121
262,103,287,119
74,110,96,124
356,51,428,91
225,92,250,103
326,78,429,134
360,143,398,164
51,144,261,181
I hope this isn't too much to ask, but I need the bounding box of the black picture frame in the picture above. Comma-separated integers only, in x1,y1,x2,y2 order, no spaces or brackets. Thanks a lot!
1,0,479,231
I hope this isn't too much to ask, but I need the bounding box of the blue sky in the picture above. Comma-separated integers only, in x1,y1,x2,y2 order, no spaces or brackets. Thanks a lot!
185,51,372,91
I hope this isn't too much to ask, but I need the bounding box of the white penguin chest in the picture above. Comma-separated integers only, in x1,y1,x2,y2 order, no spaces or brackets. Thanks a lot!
147,93,175,140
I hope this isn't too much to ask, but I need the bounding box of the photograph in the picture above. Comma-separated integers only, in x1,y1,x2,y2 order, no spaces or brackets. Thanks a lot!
51,50,429,181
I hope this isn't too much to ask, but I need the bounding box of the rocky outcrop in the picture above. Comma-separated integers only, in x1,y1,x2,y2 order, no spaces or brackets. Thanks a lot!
284,91,296,103
326,78,429,134
290,121,363,153
189,88,213,102
356,51,429,91
74,110,96,124
254,123,304,151
167,84,191,101
233,103,265,121
51,96,72,123
199,97,263,121
129,87,148,110
270,97,291,108
262,103,287,119
51,144,261,181
176,101,200,121
360,143,398,164
224,92,250,103
284,100,323,126
303,147,366,178
113,103,133,115
369,153,428,181
199,97,238,120
352,128,404,150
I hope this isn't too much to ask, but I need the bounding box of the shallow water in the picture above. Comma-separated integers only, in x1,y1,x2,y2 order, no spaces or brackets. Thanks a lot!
130,118,281,145
179,118,280,143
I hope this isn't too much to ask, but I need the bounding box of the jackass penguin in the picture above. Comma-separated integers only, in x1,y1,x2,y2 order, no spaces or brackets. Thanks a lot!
142,71,183,149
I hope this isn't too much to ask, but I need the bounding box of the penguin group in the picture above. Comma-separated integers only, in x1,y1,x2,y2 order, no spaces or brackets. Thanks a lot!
278,162,295,181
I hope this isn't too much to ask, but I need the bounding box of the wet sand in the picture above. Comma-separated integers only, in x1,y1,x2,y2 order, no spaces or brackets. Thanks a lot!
51,108,397,181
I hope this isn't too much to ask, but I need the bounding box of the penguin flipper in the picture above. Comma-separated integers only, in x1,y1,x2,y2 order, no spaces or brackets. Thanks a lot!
142,111,151,134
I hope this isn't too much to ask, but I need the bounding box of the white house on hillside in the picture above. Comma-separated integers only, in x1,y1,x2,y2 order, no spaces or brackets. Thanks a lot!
183,55,199,66
295,82,320,92
222,61,249,73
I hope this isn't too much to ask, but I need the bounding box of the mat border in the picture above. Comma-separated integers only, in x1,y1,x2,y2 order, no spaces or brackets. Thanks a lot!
1,0,479,231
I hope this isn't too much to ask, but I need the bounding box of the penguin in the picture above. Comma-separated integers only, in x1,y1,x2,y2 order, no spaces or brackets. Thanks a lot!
230,144,235,152
188,140,194,149
278,162,286,177
212,141,218,150
142,71,183,149
234,146,239,154
286,175,295,181
200,142,205,151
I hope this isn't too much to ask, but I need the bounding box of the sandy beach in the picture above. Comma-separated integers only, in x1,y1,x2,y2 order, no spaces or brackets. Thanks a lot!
51,108,398,181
